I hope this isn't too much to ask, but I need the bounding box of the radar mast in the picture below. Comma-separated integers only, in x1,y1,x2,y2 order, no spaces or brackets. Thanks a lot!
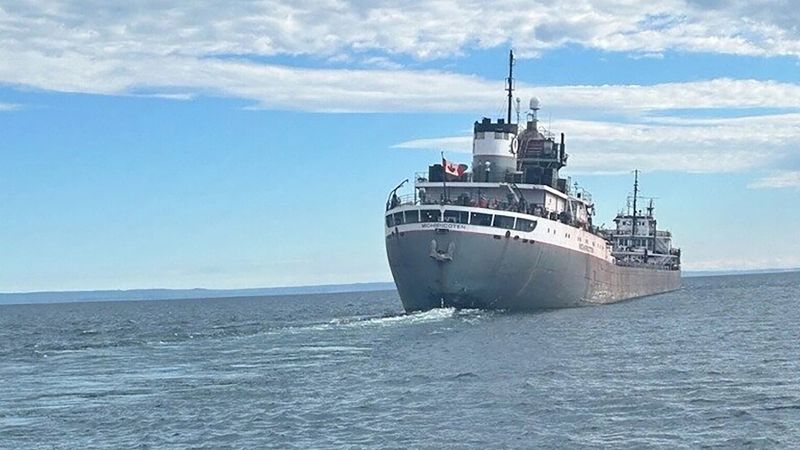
632,170,639,237
506,50,514,124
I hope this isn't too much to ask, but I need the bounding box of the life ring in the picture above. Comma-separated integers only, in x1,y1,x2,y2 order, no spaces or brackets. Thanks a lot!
510,137,519,154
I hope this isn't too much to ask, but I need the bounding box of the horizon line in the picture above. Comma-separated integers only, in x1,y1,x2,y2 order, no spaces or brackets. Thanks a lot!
3,267,800,297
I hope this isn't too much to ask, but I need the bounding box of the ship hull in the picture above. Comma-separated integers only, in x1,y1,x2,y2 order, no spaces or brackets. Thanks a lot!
386,227,680,312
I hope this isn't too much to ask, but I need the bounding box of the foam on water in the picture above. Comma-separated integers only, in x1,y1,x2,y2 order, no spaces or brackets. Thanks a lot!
341,306,460,327
274,306,487,336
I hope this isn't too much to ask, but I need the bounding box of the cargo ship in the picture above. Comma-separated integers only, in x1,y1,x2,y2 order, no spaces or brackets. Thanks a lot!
384,51,681,311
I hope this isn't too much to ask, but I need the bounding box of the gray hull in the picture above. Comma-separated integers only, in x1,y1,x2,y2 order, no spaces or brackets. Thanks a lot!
386,228,681,312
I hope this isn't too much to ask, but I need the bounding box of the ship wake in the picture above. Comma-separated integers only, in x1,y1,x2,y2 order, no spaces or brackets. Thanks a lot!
331,307,487,328
276,307,490,335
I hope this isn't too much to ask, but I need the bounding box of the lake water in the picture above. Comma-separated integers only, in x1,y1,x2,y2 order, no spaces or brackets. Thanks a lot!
1,272,799,448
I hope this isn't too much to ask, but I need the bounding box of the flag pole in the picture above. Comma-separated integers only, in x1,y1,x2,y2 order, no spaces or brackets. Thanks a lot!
441,151,449,204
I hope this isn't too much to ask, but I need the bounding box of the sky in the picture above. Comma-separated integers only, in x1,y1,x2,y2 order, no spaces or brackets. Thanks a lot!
2,0,800,292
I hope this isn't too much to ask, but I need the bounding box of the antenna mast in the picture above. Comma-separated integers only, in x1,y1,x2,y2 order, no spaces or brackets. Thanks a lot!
506,49,514,124
631,169,639,238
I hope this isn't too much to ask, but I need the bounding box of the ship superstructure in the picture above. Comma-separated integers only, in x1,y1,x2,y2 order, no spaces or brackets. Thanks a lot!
608,172,681,271
385,51,681,311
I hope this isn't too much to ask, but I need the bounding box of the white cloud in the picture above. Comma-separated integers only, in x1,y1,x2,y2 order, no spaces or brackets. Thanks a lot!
359,56,404,70
3,0,800,67
683,256,800,272
5,46,800,114
140,93,195,101
393,113,800,174
2,0,799,176
748,170,800,189
532,79,800,111
2,1,800,113
0,47,509,111
393,136,472,152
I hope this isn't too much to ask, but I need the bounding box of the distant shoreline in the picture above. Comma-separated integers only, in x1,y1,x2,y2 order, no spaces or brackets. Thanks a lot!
2,268,798,305
682,267,800,278
0,282,397,306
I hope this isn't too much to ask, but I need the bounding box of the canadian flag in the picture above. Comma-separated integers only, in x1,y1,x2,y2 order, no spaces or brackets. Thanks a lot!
442,158,466,177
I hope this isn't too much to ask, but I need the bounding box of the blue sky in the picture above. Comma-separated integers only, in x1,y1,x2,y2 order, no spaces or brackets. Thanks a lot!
2,0,800,292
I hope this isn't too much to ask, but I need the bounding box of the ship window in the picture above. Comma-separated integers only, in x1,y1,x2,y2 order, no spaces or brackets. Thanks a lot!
495,131,502,139
385,215,394,227
393,212,405,225
476,132,485,140
514,218,537,232
470,212,492,226
444,210,469,224
404,210,419,223
492,215,515,230
420,209,441,222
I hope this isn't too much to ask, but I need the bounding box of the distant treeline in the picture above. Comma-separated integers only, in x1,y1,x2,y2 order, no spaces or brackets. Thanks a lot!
684,268,800,278
0,282,397,305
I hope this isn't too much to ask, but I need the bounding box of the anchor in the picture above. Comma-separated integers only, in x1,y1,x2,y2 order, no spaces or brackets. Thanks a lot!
429,239,455,262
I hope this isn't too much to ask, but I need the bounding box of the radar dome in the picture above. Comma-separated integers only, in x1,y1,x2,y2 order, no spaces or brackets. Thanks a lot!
529,97,540,110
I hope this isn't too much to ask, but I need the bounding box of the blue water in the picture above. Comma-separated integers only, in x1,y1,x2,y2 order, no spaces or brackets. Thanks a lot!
1,272,799,449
